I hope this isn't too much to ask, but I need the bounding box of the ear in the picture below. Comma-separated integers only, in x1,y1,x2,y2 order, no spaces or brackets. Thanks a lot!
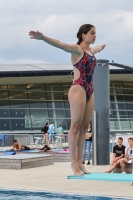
82,33,86,39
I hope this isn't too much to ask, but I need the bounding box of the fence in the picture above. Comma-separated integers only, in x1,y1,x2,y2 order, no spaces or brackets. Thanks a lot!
0,132,133,149
0,134,32,147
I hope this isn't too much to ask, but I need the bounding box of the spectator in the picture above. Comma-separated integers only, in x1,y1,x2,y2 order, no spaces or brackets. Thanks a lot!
120,137,133,174
56,124,64,141
42,122,49,145
11,140,34,151
82,122,92,165
40,145,52,152
48,122,55,144
105,137,126,173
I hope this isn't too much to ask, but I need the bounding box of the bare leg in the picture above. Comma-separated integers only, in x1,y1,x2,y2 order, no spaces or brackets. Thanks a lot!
45,134,49,145
77,94,94,174
120,158,128,172
105,160,121,173
68,85,86,175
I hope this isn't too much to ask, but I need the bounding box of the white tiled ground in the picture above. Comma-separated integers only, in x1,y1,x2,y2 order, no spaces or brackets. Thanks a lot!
0,162,133,198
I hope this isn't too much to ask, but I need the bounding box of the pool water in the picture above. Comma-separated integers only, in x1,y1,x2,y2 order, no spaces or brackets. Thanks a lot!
0,190,132,200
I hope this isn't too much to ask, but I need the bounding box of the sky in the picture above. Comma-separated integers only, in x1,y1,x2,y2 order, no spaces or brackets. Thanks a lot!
0,0,133,65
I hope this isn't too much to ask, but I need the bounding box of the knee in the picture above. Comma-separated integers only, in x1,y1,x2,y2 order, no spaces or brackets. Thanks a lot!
72,122,82,133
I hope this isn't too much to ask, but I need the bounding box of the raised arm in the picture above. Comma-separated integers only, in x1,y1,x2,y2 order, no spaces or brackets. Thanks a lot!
29,31,81,54
91,44,106,54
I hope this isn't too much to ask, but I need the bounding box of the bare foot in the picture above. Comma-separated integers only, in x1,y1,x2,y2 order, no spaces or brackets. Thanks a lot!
105,170,111,173
71,162,83,176
78,162,90,174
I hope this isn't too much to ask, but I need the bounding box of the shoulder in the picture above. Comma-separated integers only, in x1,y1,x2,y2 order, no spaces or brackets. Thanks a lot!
113,145,117,149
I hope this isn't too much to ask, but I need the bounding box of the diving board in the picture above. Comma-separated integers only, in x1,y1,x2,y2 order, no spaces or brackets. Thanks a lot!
67,172,133,183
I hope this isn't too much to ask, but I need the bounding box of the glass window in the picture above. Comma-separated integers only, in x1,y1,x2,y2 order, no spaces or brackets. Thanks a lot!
51,84,62,91
123,88,133,94
0,100,9,108
0,119,11,130
28,91,46,100
124,95,133,101
29,101,47,108
110,120,116,130
0,109,10,118
119,119,131,130
55,110,66,118
30,109,49,121
54,102,64,109
116,95,125,102
130,120,133,129
115,89,124,94
64,102,70,109
113,82,123,88
53,92,63,100
10,109,30,118
126,103,133,110
117,103,127,110
119,111,128,118
127,111,133,118
8,90,28,99
11,119,31,130
56,119,68,130
0,90,8,98
65,110,70,118
27,84,44,90
47,102,52,108
123,82,133,88
0,86,7,89
110,103,116,110
10,100,28,108
46,92,52,100
8,85,26,90
110,95,115,102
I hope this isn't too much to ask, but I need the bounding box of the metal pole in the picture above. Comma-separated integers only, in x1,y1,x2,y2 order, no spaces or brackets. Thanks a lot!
93,109,97,165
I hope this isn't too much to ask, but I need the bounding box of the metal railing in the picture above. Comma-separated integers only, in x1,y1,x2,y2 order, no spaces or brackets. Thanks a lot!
0,134,32,147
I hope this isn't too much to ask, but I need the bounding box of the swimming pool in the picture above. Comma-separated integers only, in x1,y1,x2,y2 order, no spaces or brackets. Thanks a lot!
0,189,132,200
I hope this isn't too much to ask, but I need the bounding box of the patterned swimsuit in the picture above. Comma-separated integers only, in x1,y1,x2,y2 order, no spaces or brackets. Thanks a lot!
72,50,97,101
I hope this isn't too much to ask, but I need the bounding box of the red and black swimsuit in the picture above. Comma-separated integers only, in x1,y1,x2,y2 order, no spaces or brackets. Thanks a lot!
72,49,97,101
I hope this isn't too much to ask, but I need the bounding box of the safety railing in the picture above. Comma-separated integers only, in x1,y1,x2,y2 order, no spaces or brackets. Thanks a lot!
0,134,32,147
32,133,69,149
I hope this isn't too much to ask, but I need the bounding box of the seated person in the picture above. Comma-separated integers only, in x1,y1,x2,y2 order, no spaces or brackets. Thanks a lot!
11,140,34,151
40,145,52,152
105,137,125,173
120,137,133,174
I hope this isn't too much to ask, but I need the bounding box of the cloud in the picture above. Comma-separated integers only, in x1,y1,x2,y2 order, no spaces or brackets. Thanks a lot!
0,0,133,64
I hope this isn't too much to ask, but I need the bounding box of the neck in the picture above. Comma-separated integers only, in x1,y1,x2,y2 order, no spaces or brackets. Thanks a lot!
129,145,133,148
118,144,122,147
80,41,90,50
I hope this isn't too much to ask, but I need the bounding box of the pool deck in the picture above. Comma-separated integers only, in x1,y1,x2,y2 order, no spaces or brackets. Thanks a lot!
0,161,133,198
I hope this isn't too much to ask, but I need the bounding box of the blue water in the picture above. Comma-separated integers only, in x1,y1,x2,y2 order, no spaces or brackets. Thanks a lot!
0,190,131,200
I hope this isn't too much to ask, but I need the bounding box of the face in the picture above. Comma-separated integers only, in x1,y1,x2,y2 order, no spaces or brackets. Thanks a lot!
83,27,96,44
117,139,123,146
88,123,91,128
14,141,18,146
128,139,133,146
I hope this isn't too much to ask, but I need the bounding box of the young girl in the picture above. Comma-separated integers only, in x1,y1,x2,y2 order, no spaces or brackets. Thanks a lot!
29,24,106,175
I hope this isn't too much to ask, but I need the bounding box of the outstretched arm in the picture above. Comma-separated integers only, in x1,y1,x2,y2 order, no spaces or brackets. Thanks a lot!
91,44,106,54
29,31,81,54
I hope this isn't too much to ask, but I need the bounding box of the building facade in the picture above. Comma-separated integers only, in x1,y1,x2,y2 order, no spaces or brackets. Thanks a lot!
0,62,133,133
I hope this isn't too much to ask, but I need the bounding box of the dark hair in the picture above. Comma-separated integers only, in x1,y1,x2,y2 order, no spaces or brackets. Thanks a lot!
44,145,48,149
118,137,123,141
46,123,48,126
77,24,95,45
89,122,92,129
13,140,17,143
